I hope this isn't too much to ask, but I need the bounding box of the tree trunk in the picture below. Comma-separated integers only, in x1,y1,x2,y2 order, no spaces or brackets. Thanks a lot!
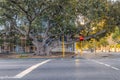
44,45,50,56
32,40,50,55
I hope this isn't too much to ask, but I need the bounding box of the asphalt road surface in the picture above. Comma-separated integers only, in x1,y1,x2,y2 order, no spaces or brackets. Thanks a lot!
0,58,120,80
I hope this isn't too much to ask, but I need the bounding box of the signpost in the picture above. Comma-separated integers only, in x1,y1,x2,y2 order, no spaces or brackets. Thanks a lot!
62,36,65,57
75,35,84,57
79,35,84,56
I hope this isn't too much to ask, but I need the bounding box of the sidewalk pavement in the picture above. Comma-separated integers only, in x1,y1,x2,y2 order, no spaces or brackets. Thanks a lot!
81,52,120,59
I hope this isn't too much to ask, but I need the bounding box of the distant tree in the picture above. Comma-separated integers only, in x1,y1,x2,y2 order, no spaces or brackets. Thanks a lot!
112,27,120,43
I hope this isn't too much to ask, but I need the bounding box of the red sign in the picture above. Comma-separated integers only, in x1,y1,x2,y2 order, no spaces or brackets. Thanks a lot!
79,36,84,41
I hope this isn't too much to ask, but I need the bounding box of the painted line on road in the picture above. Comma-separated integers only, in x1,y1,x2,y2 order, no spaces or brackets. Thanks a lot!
13,59,51,78
0,76,14,79
91,59,120,71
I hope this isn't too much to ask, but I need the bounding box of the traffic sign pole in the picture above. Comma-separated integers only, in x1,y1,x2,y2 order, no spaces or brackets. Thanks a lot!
79,35,84,56
80,41,83,56
62,36,65,57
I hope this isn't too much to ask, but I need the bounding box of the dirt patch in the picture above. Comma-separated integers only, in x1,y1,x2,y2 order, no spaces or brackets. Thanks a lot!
0,52,75,59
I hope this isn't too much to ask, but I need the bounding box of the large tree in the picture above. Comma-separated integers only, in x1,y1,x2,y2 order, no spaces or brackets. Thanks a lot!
109,1,120,51
0,0,77,55
112,27,120,43
0,0,118,55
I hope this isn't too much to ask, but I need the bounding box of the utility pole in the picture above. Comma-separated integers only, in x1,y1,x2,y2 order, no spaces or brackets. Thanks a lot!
94,39,96,54
62,35,65,57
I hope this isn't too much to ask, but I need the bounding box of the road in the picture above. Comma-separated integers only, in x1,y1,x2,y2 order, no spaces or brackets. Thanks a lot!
0,58,120,80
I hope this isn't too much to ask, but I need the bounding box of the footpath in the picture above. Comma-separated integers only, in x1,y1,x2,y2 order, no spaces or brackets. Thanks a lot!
81,52,120,59
0,52,120,59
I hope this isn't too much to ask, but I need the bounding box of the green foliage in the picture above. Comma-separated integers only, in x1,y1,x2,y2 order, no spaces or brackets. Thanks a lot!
74,0,116,40
99,38,109,46
76,0,108,20
0,0,120,45
109,1,120,26
112,27,120,42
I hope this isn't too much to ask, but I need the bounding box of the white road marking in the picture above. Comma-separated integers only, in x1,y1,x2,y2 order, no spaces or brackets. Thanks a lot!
0,59,51,79
91,59,120,71
14,59,51,78
0,76,13,79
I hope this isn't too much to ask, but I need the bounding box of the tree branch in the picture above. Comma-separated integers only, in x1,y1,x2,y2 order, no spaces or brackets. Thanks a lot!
32,6,50,21
10,0,28,15
84,30,107,40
